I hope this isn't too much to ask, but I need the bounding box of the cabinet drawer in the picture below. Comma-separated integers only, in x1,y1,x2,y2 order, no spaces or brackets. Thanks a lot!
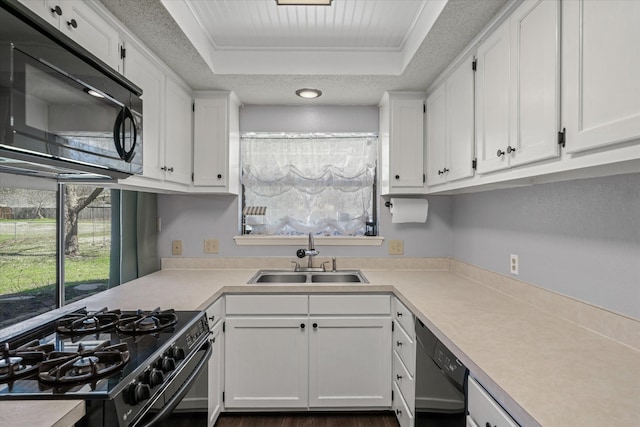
392,381,414,427
205,297,224,328
309,294,390,315
225,295,308,315
393,321,416,376
392,298,415,338
393,350,415,412
468,376,519,427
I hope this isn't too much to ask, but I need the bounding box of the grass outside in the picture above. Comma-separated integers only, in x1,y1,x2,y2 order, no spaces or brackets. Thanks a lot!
0,219,111,326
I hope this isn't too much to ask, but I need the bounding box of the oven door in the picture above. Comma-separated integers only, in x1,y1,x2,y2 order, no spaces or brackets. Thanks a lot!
130,340,212,427
5,46,142,175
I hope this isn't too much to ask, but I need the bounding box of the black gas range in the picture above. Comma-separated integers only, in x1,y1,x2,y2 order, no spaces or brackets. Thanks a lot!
0,307,211,427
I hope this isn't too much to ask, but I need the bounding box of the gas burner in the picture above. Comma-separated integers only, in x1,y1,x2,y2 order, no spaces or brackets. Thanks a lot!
39,341,130,384
116,308,178,334
0,341,52,383
56,307,121,335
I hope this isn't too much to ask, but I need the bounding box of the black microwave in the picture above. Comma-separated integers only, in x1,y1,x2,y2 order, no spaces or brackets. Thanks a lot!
0,0,142,180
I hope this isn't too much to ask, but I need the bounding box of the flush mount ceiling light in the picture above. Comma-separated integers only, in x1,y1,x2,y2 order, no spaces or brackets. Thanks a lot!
295,88,323,99
276,0,333,5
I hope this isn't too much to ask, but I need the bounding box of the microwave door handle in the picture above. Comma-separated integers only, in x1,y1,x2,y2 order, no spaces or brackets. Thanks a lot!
113,106,137,163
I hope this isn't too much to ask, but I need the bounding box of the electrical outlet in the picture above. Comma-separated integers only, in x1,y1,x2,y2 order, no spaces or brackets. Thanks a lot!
204,239,219,254
172,240,183,256
510,254,519,275
389,239,404,255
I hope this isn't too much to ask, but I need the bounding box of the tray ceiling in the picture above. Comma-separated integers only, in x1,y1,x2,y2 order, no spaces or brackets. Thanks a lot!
161,0,447,75
98,0,509,104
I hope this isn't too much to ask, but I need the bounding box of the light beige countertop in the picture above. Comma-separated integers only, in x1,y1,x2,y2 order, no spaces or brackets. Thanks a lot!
0,399,84,427
2,261,639,427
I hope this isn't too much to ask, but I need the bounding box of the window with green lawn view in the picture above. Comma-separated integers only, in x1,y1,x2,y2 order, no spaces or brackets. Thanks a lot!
0,184,114,328
241,133,378,236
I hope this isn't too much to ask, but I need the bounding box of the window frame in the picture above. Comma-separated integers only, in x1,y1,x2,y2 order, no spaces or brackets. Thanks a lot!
239,132,380,239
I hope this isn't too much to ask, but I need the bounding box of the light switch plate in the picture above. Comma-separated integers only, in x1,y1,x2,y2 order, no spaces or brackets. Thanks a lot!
172,240,183,256
388,239,404,255
204,239,219,254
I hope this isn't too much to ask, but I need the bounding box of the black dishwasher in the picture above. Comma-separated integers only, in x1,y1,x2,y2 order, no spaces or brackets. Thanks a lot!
415,319,468,427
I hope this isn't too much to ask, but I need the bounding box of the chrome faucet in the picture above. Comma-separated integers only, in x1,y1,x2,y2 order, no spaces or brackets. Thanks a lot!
296,232,319,268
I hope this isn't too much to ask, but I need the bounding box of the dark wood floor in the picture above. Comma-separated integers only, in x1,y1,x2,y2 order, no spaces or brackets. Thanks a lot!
159,412,399,427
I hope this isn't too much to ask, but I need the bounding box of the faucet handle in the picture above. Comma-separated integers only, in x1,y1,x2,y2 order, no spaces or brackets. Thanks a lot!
321,261,330,272
290,260,300,271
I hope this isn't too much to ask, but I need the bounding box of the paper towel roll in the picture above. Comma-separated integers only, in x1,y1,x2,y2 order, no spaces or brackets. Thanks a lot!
390,198,429,223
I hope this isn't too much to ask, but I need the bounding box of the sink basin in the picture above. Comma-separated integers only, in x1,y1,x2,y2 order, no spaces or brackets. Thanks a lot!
255,273,307,283
310,273,363,283
248,270,368,284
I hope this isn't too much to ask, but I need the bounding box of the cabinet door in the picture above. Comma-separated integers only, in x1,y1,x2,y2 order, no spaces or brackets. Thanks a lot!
224,317,308,408
390,96,425,189
19,0,61,27
425,84,447,186
509,0,560,167
308,317,391,407
207,320,223,427
475,20,511,174
59,1,121,71
164,78,193,184
446,55,475,182
563,0,640,153
123,42,165,181
193,97,228,188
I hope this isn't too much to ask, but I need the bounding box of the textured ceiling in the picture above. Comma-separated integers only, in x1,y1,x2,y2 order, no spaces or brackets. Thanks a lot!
97,0,509,105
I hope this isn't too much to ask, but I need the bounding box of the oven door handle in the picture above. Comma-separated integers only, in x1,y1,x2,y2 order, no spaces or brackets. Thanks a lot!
138,341,212,427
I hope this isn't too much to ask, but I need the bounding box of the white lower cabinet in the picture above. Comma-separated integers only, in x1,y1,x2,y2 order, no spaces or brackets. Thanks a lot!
206,298,225,427
467,376,520,427
223,294,392,410
224,316,309,408
391,297,416,427
392,381,414,427
176,297,224,426
308,316,391,407
206,319,224,426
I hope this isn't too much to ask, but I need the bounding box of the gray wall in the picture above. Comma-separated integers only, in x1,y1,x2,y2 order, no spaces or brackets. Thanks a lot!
158,105,452,259
239,105,379,133
157,194,452,258
451,173,640,319
156,104,639,319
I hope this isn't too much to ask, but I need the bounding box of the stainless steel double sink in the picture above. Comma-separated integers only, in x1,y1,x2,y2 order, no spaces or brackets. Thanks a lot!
247,269,368,284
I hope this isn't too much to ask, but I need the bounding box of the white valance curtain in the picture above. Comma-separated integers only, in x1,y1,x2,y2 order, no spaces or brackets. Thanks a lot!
241,133,377,236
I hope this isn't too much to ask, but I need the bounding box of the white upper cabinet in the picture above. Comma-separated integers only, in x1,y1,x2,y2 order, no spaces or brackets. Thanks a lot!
508,0,560,167
426,84,448,186
379,92,426,195
476,0,560,174
476,19,511,174
122,41,165,182
562,0,640,153
192,92,241,194
163,77,193,185
19,0,121,71
121,43,193,187
426,55,475,187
